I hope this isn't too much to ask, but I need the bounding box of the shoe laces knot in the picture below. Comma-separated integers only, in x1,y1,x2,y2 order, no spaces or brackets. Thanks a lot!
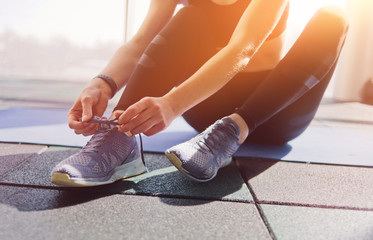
80,115,147,171
81,116,119,153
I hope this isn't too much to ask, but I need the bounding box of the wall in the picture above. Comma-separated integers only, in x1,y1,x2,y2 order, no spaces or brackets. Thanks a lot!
334,0,373,101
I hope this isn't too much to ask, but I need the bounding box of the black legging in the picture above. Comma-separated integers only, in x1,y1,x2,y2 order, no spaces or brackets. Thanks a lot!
115,5,347,145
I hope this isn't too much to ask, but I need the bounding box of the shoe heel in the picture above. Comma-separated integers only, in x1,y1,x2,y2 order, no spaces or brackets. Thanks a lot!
113,144,146,180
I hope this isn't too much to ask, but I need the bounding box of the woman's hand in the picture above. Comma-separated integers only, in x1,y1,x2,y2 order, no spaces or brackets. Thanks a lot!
115,96,177,137
68,79,112,136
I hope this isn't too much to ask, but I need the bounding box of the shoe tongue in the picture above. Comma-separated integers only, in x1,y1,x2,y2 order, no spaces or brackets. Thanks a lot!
220,117,240,138
83,124,116,151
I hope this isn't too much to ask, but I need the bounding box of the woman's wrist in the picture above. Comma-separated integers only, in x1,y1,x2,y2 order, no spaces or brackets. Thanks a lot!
162,91,186,117
91,76,115,98
91,74,118,98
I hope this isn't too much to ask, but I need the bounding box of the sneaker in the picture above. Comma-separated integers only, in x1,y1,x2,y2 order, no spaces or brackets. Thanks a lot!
165,117,241,182
50,116,146,187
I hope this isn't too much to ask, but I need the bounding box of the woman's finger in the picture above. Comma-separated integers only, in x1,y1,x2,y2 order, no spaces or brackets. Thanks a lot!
126,116,158,136
118,104,144,125
68,112,85,130
113,110,124,119
74,123,98,135
81,96,94,122
143,123,166,137
81,125,99,136
118,97,153,125
118,107,155,133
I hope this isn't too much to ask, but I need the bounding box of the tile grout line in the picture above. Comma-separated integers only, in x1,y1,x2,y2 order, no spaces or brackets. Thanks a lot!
0,182,254,204
3,181,373,212
0,182,62,190
3,155,373,213
258,200,373,212
0,151,44,179
246,181,277,240
233,160,277,240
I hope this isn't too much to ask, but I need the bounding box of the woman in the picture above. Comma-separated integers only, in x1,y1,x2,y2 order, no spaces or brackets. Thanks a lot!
51,0,349,186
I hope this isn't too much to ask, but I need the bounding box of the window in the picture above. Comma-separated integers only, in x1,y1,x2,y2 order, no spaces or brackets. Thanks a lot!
0,0,125,82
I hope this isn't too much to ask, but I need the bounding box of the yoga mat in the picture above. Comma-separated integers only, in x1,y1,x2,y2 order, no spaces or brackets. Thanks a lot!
1,107,372,167
0,107,197,149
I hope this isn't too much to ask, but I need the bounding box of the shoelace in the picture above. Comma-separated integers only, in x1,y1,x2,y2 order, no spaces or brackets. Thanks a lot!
82,123,115,153
199,123,226,155
84,115,147,170
199,119,239,157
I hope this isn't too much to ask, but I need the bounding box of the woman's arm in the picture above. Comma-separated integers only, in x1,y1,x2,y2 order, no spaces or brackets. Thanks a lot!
165,0,289,116
68,0,178,136
118,0,289,136
98,0,178,90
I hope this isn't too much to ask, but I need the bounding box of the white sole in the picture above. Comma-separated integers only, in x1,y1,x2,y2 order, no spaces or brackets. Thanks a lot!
51,157,146,187
165,151,232,183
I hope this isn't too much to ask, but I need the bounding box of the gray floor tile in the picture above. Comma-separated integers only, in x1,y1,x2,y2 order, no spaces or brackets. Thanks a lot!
0,143,47,177
314,102,373,130
0,185,270,240
237,158,373,209
0,146,79,186
261,204,373,240
1,148,252,202
121,154,252,202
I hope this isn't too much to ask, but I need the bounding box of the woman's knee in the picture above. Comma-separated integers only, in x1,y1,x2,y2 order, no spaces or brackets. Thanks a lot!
289,6,349,77
310,6,349,47
316,6,349,31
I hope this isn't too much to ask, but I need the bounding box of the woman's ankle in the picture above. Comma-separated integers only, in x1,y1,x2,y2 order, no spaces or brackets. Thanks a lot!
228,113,249,144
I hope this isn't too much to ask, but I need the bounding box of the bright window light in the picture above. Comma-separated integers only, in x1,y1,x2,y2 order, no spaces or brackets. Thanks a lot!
0,0,124,81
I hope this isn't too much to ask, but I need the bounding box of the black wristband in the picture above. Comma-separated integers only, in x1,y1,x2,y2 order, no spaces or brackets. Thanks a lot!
94,74,118,98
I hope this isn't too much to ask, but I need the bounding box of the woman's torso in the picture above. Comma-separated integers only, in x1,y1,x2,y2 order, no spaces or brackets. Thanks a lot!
184,0,289,72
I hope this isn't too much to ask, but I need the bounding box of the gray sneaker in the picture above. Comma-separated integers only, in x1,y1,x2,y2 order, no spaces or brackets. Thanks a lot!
51,117,146,187
165,117,240,182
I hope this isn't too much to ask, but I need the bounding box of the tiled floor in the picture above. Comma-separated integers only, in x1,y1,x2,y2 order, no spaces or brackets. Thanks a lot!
1,79,373,239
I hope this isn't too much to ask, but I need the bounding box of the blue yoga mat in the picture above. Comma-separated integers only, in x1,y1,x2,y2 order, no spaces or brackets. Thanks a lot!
1,107,372,167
